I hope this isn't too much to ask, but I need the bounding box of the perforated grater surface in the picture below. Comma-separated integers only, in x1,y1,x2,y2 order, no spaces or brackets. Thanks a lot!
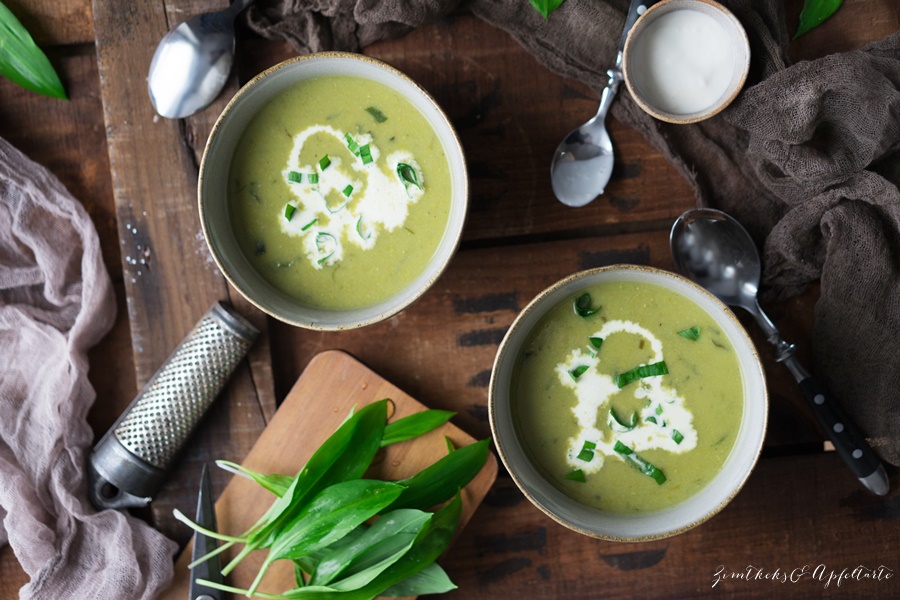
89,302,258,510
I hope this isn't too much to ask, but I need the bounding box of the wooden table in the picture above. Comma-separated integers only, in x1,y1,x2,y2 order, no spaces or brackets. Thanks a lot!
2,1,898,598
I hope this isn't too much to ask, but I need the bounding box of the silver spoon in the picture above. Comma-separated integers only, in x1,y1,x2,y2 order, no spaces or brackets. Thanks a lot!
550,0,655,207
670,208,889,496
148,0,254,119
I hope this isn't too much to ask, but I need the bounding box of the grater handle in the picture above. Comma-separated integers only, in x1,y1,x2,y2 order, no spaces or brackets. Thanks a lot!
89,301,258,510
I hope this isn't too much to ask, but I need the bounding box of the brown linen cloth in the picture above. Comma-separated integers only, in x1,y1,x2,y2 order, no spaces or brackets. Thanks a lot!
0,137,176,598
247,0,900,464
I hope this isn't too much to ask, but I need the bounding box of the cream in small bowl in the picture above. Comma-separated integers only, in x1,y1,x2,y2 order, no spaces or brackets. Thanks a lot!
489,265,767,541
622,0,751,124
200,52,468,330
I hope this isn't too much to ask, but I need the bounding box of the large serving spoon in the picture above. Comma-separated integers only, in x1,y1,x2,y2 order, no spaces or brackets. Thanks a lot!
549,0,656,207
148,0,254,119
670,208,889,496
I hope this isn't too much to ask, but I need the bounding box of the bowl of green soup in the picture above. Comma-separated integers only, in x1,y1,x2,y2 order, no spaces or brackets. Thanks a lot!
489,265,767,541
199,52,467,329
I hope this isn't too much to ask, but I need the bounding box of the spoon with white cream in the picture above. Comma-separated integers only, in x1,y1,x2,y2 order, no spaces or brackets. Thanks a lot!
549,0,656,207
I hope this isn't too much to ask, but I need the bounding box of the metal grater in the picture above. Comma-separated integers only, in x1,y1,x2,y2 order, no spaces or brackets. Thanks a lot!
88,301,258,510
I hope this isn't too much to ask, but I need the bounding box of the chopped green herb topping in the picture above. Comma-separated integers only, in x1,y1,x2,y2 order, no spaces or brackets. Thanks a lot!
307,173,319,184
315,232,336,265
301,218,317,231
672,429,684,445
287,171,302,183
609,407,638,431
655,405,663,416
342,184,354,197
344,133,360,156
589,336,604,350
563,469,586,483
613,441,666,485
359,144,373,164
397,163,421,189
366,106,388,123
573,293,599,318
356,216,371,240
569,365,589,381
615,361,669,388
576,441,596,462
284,204,296,221
646,416,658,425
677,326,701,340
318,155,331,170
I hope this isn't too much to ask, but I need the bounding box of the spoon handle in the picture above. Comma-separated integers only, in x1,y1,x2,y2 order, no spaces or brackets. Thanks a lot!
796,373,889,495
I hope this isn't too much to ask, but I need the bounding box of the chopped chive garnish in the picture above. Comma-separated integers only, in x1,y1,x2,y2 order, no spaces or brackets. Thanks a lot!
672,429,684,445
366,106,388,123
397,163,421,189
576,441,596,462
284,204,296,220
359,144,373,164
615,361,669,388
342,184,354,197
307,173,319,184
356,216,371,240
609,407,638,432
646,416,658,425
677,326,701,340
614,441,666,485
568,365,589,381
589,337,604,349
573,293,599,318
301,218,317,231
315,232,336,265
563,469,586,483
344,133,360,156
287,171,302,183
655,405,663,416
318,155,331,170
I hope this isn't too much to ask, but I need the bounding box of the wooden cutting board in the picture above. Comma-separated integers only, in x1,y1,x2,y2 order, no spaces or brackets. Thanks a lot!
160,350,497,599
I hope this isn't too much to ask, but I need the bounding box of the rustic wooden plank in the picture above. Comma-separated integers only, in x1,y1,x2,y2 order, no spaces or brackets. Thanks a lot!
3,0,94,46
90,0,275,542
785,0,900,62
268,230,826,452
441,452,899,599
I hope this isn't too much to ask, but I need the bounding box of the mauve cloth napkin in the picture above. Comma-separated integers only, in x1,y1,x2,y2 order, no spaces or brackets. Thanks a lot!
0,137,176,598
247,0,900,465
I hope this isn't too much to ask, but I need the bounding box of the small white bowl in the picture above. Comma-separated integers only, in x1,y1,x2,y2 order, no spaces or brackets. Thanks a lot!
622,0,751,124
489,265,768,541
199,52,468,330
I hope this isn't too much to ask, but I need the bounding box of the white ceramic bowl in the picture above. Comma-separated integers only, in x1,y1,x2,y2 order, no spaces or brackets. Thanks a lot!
622,0,751,124
489,265,768,541
199,52,468,330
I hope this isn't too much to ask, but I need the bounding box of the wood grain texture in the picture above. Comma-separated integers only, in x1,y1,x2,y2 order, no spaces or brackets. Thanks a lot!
159,350,497,599
90,0,276,542
3,0,94,46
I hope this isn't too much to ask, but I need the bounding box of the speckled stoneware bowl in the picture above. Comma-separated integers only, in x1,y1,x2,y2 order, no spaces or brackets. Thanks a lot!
489,265,768,541
622,0,751,124
199,52,468,330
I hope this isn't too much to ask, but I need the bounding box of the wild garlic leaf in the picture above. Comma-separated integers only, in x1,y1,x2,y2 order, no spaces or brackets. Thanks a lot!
795,0,843,38
0,2,66,99
528,0,566,20
380,409,456,447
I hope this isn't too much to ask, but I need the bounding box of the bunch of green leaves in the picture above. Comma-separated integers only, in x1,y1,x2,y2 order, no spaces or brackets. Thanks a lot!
175,400,490,598
0,1,66,99
795,0,843,38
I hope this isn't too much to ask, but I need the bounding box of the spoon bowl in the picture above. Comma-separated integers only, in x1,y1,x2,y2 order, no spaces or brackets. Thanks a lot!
148,0,253,119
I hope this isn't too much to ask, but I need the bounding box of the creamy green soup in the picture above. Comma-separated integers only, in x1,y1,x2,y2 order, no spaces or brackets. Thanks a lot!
229,75,452,310
513,280,743,513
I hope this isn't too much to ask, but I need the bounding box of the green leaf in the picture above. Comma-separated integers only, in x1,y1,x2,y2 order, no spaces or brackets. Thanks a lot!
573,293,599,318
528,0,566,20
615,361,669,388
568,365,589,381
365,106,387,123
386,438,490,511
250,479,406,595
0,2,67,99
677,326,701,340
380,563,456,596
795,0,843,38
215,460,292,497
396,163,421,190
310,509,430,587
563,469,585,482
381,409,456,447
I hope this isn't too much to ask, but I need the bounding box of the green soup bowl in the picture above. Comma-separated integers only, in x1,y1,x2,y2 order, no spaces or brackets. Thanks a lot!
199,52,468,330
489,264,768,541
